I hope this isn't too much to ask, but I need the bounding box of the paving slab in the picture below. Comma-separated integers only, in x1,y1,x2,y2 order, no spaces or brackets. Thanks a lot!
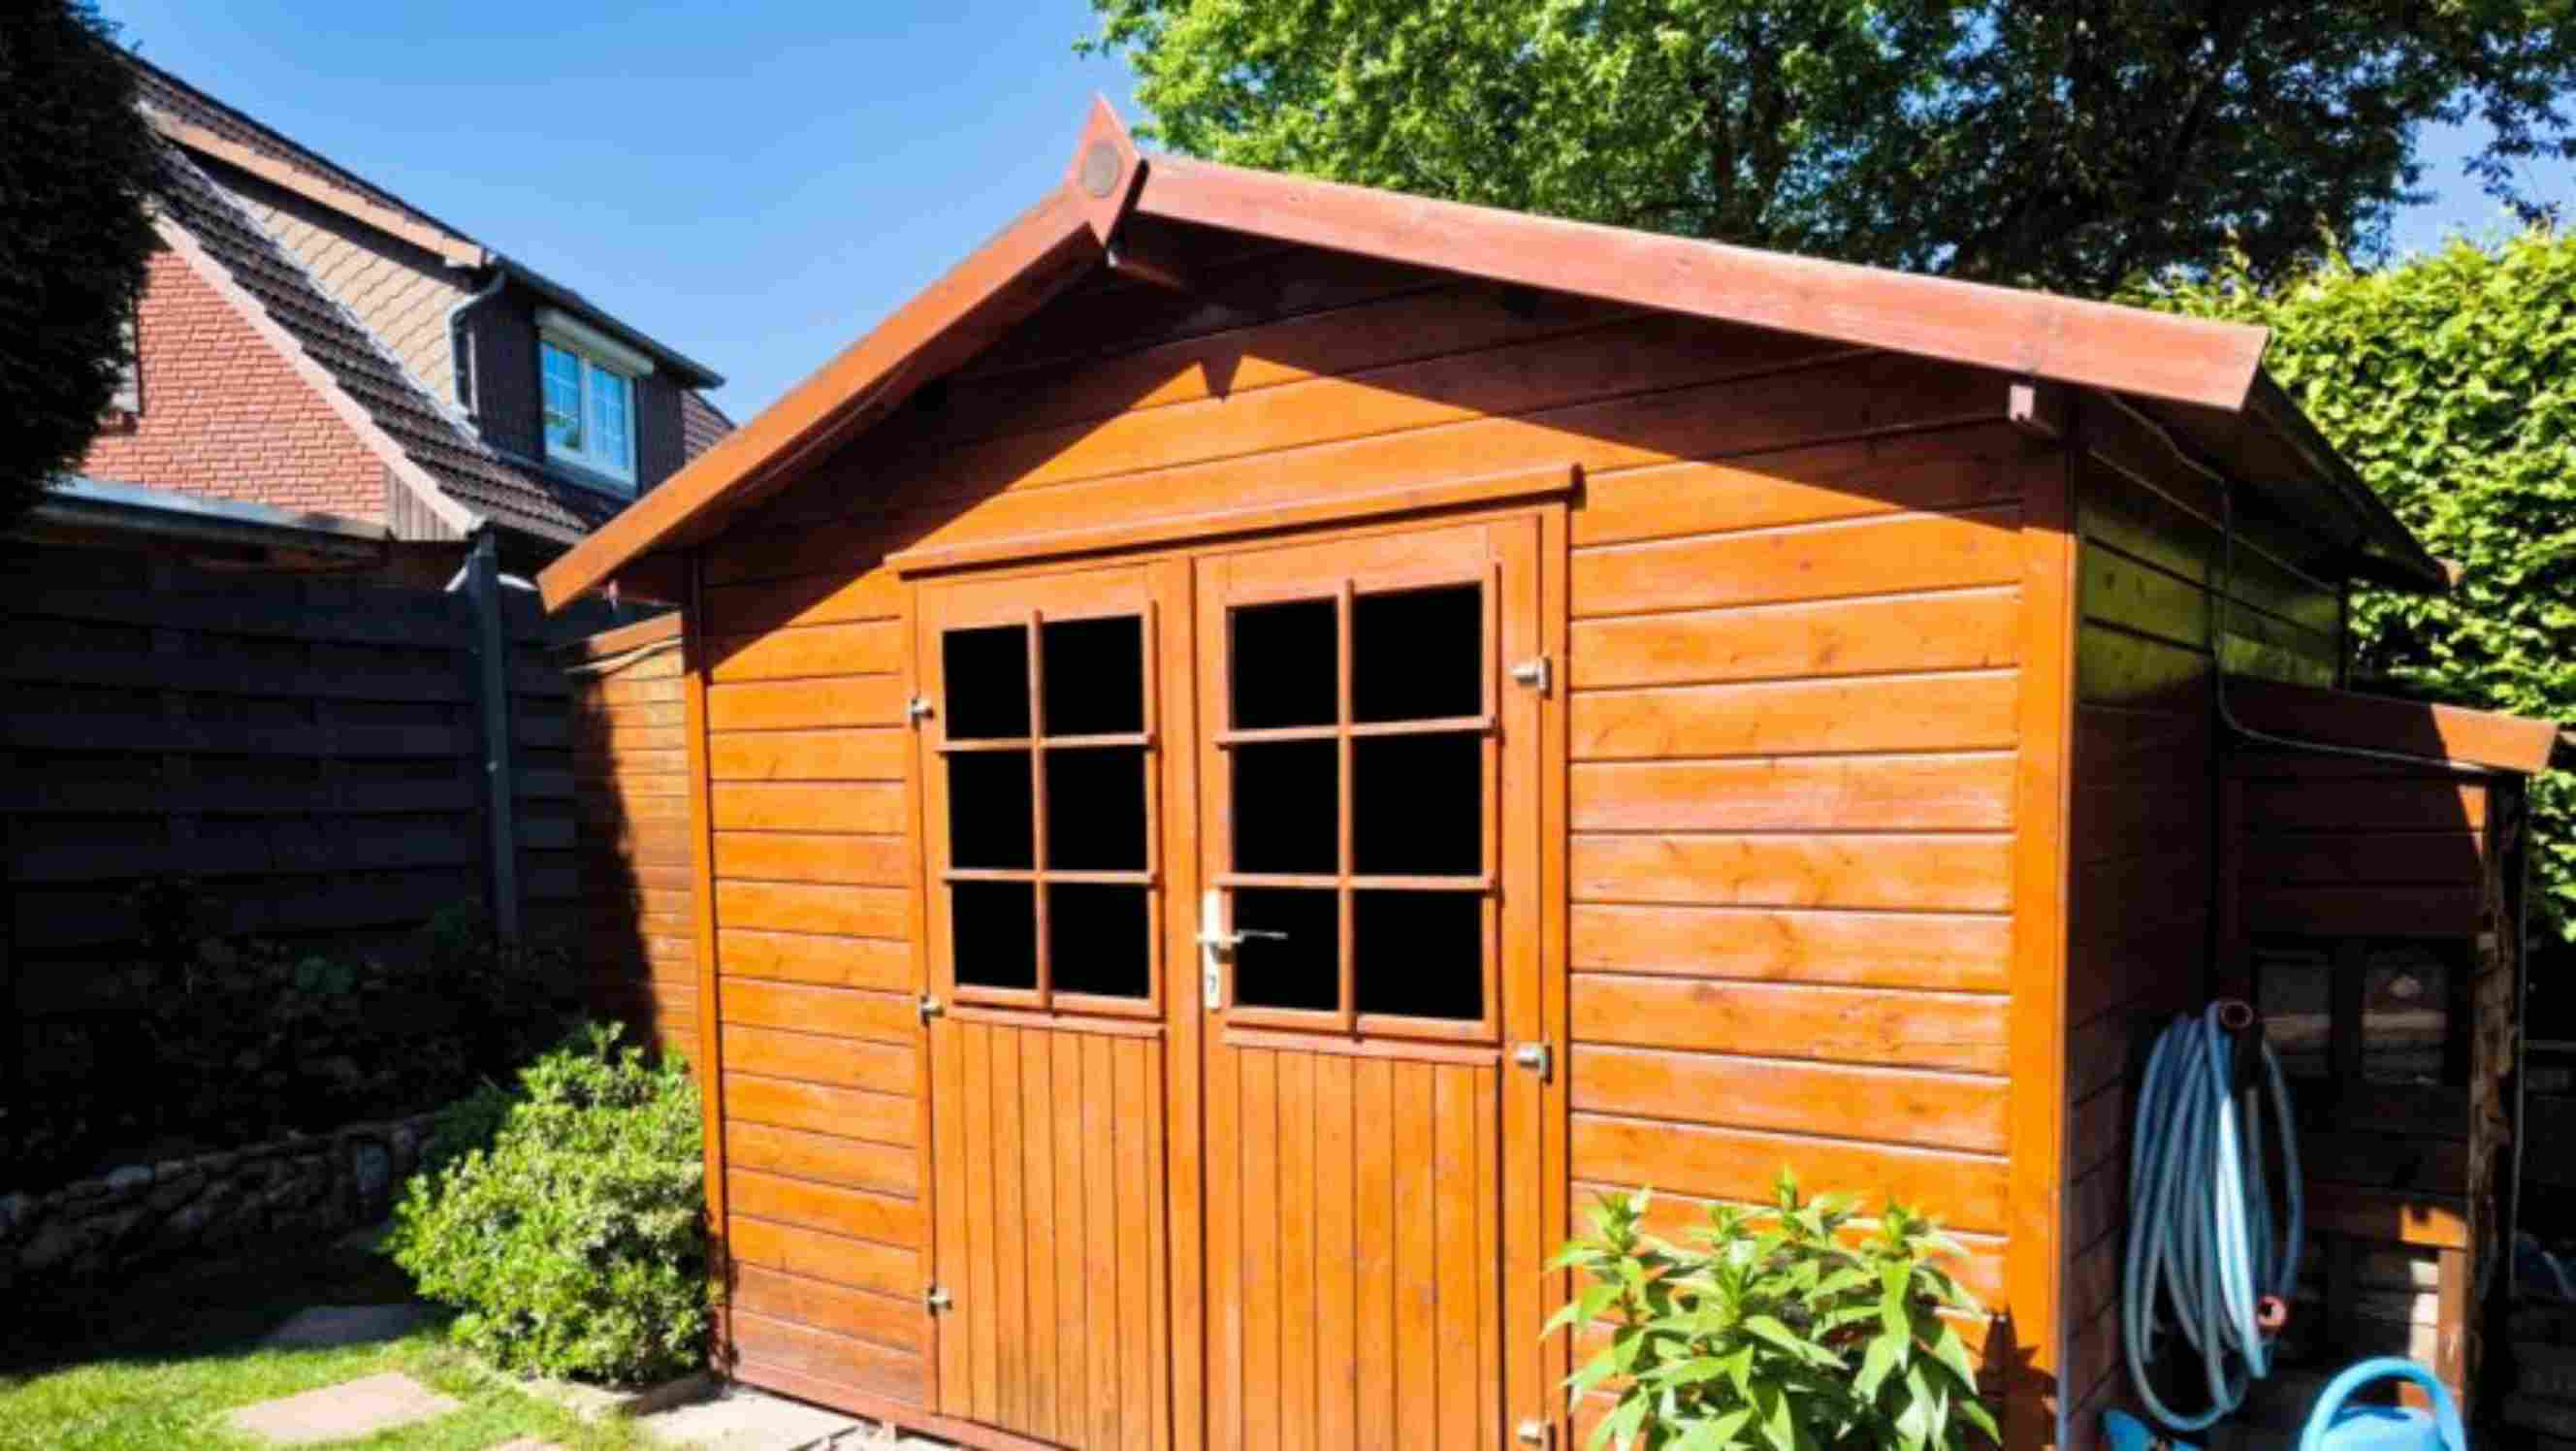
260,1303,435,1349
518,1368,715,1422
633,1383,862,1450
223,1370,461,1445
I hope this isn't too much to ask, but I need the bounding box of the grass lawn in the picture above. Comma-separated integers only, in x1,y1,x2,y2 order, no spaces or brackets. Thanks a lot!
0,1231,652,1451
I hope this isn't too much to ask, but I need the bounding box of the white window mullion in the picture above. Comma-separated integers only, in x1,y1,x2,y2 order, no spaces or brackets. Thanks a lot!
539,333,640,493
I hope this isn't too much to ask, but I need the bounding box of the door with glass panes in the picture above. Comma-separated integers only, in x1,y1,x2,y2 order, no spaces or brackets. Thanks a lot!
918,519,1544,1450
918,563,1180,1450
1193,517,1543,1451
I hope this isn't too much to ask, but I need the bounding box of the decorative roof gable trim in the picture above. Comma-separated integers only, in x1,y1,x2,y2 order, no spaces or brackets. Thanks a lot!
152,212,484,539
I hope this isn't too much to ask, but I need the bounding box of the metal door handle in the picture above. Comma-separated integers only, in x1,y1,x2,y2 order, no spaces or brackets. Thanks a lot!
1196,927,1287,951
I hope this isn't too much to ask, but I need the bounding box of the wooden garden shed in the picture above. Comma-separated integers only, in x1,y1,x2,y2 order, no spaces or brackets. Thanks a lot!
537,103,2560,1451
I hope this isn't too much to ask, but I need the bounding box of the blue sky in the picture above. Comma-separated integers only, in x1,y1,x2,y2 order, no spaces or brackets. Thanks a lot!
102,0,2575,419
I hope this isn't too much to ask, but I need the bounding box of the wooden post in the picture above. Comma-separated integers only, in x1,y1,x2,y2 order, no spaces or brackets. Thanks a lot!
2007,406,2081,1450
465,531,521,939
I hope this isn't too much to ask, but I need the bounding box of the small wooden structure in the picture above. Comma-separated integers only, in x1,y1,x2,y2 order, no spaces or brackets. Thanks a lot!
561,611,701,1064
536,102,2559,1451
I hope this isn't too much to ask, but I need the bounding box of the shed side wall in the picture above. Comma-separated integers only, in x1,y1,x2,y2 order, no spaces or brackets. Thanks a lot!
565,614,698,1061
2059,414,2346,1439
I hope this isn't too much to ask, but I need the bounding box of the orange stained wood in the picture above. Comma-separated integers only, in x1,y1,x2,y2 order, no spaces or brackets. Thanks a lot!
2003,405,2079,1447
2225,675,2565,778
1132,150,2268,413
916,558,1183,1449
548,151,2515,1447
535,98,2443,617
679,554,732,1358
565,611,699,1060
1192,516,1546,1449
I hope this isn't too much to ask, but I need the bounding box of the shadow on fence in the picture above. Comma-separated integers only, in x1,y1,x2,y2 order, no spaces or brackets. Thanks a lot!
1,536,673,1189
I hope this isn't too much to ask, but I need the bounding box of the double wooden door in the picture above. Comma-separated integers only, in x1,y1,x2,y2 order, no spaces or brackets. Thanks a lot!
919,517,1547,1450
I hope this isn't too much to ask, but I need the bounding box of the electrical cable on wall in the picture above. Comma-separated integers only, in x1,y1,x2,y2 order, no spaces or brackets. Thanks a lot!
2092,392,2491,781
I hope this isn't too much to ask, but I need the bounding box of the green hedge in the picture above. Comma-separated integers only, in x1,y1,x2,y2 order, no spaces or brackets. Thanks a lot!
387,1023,709,1386
2155,228,2576,947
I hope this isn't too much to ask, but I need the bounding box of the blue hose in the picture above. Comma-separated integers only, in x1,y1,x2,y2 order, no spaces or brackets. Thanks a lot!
2122,1003,2303,1432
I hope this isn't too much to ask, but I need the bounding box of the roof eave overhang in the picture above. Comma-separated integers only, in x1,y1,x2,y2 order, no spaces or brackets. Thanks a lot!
2223,674,2562,776
21,476,390,558
2241,372,2450,592
535,99,2427,615
535,100,1138,611
483,256,726,390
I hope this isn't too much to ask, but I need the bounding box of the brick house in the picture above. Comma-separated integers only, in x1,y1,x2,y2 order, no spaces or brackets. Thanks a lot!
79,56,731,582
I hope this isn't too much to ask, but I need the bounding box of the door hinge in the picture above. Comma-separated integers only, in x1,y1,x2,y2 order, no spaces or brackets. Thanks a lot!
1511,1041,1553,1080
1509,656,1552,694
923,1284,951,1314
1516,1418,1554,1448
918,994,945,1023
906,694,935,726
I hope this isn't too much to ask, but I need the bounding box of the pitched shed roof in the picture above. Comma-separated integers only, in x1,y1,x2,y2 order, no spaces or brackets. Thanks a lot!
156,145,615,543
537,100,2446,609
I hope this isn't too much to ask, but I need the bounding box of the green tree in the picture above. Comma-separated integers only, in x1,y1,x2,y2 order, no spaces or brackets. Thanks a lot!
2157,229,2576,946
0,0,160,527
1080,1,2576,295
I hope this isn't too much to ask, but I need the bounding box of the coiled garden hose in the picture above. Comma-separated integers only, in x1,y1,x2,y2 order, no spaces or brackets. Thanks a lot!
2122,1001,2304,1432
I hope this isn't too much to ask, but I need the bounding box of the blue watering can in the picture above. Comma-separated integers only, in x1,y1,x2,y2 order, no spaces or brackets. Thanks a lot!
2295,1358,2466,1451
2099,1359,2464,1451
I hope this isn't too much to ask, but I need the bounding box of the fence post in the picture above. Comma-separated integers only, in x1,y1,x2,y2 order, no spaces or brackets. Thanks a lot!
464,531,521,939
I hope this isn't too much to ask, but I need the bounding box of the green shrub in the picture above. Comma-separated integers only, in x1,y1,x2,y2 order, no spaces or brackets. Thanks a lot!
386,1022,708,1385
1550,1174,1992,1451
415,1078,515,1182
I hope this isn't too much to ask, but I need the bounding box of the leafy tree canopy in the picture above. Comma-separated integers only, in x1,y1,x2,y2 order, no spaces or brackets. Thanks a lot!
0,0,160,527
1081,1,2576,294
2156,229,2576,943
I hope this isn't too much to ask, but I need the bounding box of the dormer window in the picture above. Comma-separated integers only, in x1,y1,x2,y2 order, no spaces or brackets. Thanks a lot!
536,308,653,491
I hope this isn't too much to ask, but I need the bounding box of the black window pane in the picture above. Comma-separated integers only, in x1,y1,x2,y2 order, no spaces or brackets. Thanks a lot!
948,751,1032,869
1353,585,1481,723
1042,616,1144,736
1234,887,1338,1013
953,881,1036,989
1047,746,1146,871
1355,891,1481,1019
944,626,1029,739
1050,884,1149,998
1233,739,1336,875
1231,598,1337,729
1353,732,1480,876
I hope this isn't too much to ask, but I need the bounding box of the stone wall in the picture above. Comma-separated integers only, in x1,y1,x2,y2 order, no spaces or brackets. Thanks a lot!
0,1112,435,1295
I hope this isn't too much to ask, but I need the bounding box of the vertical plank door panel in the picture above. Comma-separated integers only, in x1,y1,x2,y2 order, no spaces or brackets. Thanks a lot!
1192,515,1545,1450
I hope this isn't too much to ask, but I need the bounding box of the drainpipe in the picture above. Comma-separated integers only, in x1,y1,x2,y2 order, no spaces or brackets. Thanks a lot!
443,265,506,417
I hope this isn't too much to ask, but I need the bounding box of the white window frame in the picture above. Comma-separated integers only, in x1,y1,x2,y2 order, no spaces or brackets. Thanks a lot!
537,308,653,491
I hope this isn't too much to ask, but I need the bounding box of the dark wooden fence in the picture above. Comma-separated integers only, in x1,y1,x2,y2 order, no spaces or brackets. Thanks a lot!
1,537,652,1099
